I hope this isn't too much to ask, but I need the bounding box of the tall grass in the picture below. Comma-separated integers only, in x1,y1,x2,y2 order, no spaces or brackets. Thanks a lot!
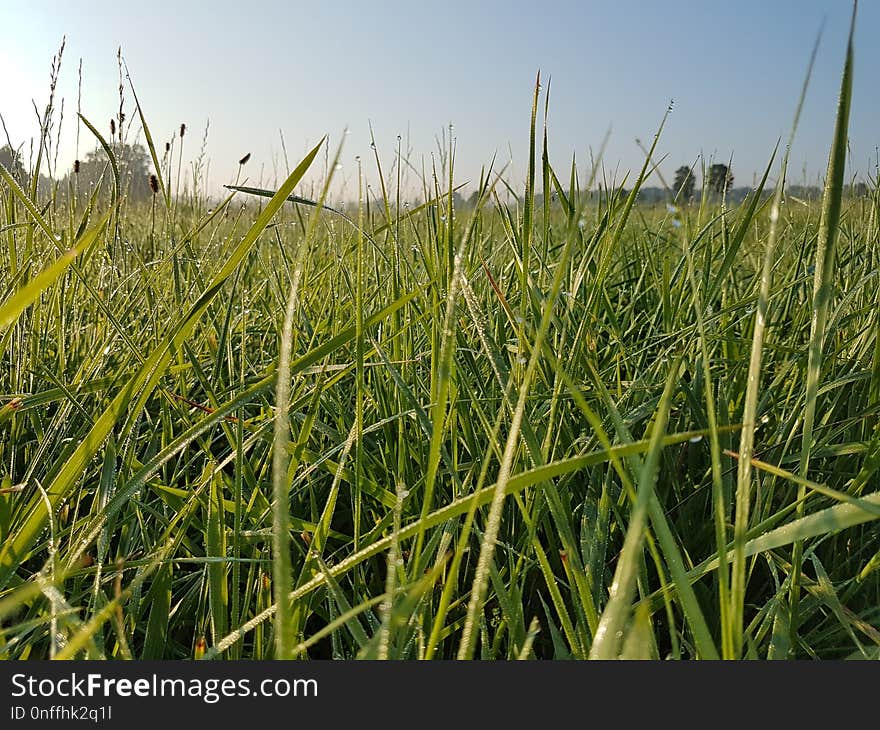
1,10,879,659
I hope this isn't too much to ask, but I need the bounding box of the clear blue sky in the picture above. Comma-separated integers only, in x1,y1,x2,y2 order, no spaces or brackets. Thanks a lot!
1,0,876,199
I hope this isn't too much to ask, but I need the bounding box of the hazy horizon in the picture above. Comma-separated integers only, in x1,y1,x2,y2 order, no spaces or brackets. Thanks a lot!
1,1,877,201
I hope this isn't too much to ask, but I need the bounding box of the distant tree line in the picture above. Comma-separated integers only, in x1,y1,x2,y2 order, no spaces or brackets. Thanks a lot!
0,142,154,203
0,145,28,185
2,142,871,210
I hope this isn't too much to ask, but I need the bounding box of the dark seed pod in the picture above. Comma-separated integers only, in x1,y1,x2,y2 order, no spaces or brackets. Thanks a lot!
179,123,186,138
149,174,159,194
110,118,116,136
74,159,80,174
238,152,251,165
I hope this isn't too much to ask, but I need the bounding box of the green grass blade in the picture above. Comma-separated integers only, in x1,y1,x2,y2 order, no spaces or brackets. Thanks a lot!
0,212,106,329
792,2,857,637
730,25,821,659
125,67,171,209
589,364,678,659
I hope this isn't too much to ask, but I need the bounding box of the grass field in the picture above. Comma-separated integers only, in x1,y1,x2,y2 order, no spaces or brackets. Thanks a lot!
1,11,879,660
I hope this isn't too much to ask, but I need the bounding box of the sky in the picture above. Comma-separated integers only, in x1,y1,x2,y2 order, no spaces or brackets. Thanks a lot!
0,0,877,200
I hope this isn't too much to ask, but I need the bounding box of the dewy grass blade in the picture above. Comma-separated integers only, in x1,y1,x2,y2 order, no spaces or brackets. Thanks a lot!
589,364,679,660
792,2,856,637
206,466,229,645
78,114,120,216
520,72,540,314
272,137,342,659
126,65,171,209
730,24,821,659
0,210,107,329
414,240,464,562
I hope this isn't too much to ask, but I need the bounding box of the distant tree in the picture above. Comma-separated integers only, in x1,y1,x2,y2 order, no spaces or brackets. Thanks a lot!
707,163,734,197
673,165,695,201
70,143,152,202
849,182,868,198
0,144,27,185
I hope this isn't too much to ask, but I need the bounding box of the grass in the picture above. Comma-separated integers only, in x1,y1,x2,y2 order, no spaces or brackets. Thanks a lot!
1,8,879,660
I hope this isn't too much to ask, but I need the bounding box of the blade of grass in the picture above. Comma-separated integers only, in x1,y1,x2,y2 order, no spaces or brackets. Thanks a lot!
792,3,856,639
730,25,821,659
589,363,678,659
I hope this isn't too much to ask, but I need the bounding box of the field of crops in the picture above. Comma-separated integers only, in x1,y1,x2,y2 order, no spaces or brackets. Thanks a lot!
1,11,878,661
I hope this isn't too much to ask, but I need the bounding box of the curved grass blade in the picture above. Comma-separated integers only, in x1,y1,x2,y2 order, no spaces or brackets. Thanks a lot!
589,364,678,659
792,2,857,636
78,114,119,214
730,25,821,659
0,211,107,329
125,64,170,209
272,138,344,659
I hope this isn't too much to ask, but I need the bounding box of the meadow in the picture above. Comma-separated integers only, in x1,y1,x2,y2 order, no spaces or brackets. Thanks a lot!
1,14,878,660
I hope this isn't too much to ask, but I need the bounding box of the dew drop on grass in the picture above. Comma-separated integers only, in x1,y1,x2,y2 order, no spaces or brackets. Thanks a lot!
517,356,527,365
671,218,682,228
689,435,703,443
578,218,586,230
666,203,678,214
334,163,342,171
